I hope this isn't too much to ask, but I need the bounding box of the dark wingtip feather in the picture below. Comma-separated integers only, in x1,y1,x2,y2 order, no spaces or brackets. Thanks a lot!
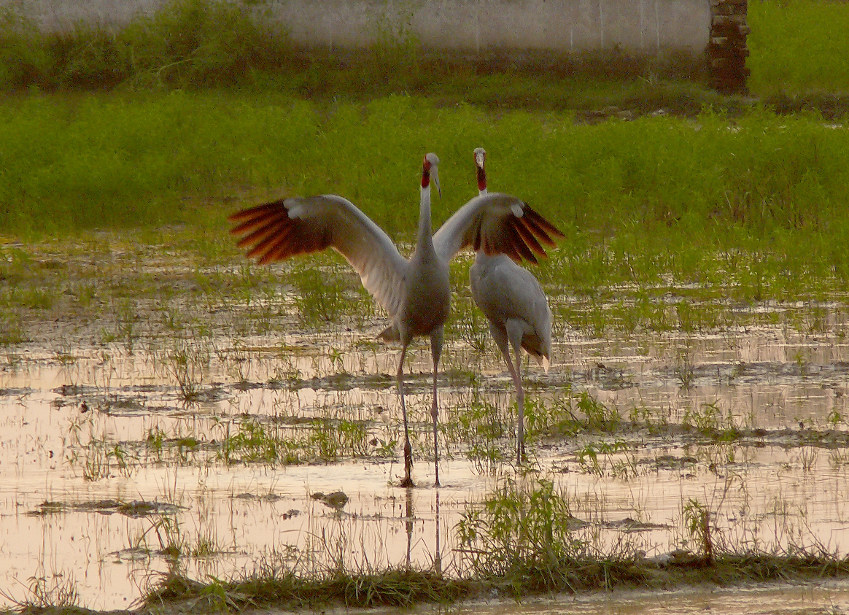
524,205,565,239
228,199,297,264
234,219,285,249
515,218,546,256
228,199,286,223
508,225,537,263
521,210,559,247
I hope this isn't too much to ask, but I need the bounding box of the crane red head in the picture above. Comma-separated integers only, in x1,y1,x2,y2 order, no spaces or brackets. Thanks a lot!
473,147,487,194
422,153,441,197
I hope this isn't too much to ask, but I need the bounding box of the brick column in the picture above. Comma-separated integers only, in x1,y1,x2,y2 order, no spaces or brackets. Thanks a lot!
708,0,749,94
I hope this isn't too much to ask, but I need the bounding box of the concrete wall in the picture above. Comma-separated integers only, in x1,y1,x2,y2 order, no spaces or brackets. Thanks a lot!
2,0,711,54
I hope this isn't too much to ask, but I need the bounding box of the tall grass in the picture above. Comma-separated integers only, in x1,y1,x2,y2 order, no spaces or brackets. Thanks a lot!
3,92,849,298
3,0,849,299
0,0,704,99
748,0,849,96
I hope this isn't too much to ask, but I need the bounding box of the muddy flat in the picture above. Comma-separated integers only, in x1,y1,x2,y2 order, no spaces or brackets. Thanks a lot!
2,236,849,611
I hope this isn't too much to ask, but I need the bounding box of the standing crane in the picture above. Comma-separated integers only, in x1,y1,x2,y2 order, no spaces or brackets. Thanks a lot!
466,148,561,464
229,153,561,486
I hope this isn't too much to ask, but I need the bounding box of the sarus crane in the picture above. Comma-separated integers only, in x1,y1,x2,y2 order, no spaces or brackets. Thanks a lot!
467,147,562,464
229,153,561,486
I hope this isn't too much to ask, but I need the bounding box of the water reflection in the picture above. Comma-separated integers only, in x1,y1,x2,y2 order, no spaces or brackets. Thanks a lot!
3,309,849,609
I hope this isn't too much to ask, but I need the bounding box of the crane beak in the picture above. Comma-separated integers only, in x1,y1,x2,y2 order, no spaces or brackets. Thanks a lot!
432,167,441,198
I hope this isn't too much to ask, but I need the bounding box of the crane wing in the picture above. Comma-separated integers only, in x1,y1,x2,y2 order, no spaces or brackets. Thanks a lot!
433,193,564,264
229,195,408,318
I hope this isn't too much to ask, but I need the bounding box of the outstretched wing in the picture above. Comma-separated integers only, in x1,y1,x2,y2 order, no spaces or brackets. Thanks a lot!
229,195,408,318
432,193,563,264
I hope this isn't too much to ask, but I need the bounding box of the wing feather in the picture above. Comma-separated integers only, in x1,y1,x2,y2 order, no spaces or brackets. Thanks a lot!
229,195,408,318
514,218,545,257
522,208,560,246
507,224,538,263
433,193,563,263
235,219,285,250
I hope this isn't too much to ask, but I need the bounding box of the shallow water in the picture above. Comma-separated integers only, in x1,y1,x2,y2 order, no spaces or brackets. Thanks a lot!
395,581,849,615
3,271,849,610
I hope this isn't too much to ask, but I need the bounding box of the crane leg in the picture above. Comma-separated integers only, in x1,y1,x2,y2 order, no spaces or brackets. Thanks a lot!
514,344,525,465
431,330,444,488
397,344,414,488
500,322,526,466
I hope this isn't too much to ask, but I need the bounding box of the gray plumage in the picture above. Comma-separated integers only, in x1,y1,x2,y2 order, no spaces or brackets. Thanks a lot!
468,147,557,464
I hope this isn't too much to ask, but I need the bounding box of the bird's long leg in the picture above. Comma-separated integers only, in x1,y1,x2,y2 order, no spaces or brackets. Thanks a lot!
397,343,414,488
498,344,524,465
430,329,444,487
513,343,526,465
499,322,526,466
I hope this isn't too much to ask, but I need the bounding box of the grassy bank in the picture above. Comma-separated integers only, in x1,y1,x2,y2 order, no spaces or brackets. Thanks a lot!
136,553,849,613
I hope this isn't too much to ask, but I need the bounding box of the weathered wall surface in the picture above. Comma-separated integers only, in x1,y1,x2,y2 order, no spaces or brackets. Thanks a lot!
1,0,711,54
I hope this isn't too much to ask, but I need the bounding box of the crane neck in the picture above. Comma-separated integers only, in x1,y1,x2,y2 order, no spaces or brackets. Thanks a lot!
417,182,435,255
476,165,487,194
475,166,490,259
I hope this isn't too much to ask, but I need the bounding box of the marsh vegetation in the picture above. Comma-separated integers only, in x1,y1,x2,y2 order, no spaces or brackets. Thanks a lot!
2,0,849,613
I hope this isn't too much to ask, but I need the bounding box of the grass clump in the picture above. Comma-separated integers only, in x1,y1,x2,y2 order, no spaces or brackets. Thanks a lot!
457,478,587,590
682,401,742,442
526,388,623,439
455,478,849,597
119,0,287,89
218,415,377,466
139,480,849,613
221,418,299,465
144,567,478,612
0,573,81,613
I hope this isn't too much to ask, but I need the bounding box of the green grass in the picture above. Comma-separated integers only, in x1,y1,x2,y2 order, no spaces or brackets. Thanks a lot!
748,0,849,97
4,0,849,104
2,0,849,100
7,92,849,302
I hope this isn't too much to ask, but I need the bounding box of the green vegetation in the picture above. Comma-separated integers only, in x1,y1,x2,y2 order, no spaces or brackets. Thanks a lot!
2,0,848,107
748,0,849,97
0,0,287,90
454,478,849,594
3,94,849,305
143,567,477,612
